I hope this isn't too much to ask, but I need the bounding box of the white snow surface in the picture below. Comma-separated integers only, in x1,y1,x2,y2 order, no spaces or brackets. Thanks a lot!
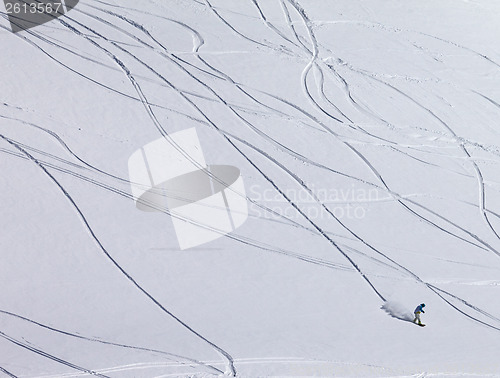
1,0,500,377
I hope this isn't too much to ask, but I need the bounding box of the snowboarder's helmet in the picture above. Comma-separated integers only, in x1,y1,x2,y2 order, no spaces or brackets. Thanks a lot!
421,303,426,307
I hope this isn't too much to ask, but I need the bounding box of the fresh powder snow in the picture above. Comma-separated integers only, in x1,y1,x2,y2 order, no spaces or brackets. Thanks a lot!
1,0,500,377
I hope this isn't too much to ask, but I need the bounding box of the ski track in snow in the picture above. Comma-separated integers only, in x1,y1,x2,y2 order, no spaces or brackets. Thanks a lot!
0,309,224,375
0,366,18,378
0,328,110,378
2,0,500,375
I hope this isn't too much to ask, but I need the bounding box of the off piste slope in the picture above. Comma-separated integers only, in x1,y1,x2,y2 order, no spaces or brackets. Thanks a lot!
1,0,500,376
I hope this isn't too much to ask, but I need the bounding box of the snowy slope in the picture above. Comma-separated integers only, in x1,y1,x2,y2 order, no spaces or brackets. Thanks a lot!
1,0,500,377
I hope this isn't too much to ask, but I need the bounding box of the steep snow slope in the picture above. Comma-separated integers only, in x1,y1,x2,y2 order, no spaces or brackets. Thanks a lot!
1,0,500,377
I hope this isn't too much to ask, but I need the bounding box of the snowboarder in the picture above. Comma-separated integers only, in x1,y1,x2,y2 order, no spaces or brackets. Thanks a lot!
413,303,425,325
